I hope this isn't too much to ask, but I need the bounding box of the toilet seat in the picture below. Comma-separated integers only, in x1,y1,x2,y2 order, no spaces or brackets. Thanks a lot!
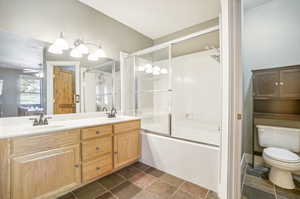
263,147,300,163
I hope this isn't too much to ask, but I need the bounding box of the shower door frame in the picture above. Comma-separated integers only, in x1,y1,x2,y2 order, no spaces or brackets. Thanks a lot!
130,25,220,140
133,44,173,136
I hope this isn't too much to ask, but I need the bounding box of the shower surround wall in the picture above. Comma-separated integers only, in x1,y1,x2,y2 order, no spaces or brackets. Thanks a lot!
136,49,221,191
138,49,221,145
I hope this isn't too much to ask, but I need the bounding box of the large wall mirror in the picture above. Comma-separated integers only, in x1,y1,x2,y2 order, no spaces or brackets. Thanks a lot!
0,31,121,118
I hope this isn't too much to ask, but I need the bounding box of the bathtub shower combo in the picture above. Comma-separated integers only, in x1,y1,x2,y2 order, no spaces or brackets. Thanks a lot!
121,26,222,191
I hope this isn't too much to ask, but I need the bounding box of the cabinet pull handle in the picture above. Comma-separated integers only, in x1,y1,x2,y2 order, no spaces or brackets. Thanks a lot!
74,164,80,168
96,147,100,150
96,167,101,170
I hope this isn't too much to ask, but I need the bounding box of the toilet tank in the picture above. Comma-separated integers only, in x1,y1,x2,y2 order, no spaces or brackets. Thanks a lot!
257,125,300,152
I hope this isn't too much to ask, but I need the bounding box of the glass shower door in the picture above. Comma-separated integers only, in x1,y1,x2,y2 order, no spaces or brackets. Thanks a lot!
170,32,222,145
134,47,171,135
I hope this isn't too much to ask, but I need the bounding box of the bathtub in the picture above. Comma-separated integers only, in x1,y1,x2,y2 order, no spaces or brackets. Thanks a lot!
141,117,221,146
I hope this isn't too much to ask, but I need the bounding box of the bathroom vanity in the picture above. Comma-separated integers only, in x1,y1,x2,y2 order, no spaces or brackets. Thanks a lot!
0,116,141,199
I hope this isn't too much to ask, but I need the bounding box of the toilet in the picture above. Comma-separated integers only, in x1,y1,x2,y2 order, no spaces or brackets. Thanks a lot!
257,125,300,189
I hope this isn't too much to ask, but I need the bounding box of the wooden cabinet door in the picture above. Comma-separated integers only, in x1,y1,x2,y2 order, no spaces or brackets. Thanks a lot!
279,68,300,98
11,145,81,199
253,70,280,99
114,131,140,169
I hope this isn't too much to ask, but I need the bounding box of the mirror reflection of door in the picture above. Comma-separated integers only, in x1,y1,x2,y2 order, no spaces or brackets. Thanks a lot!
53,66,75,114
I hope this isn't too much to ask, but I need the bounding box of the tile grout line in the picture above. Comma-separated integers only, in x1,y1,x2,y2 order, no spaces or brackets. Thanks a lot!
170,180,186,198
96,180,119,199
241,163,248,195
204,190,210,199
70,191,79,199
273,185,278,199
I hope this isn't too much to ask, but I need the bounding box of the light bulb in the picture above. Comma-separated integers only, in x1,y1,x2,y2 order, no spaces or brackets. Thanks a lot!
77,43,89,54
152,70,160,75
145,67,153,74
53,38,69,50
94,47,106,58
70,47,82,58
144,64,152,70
160,68,168,74
53,32,69,50
88,53,99,61
153,66,160,72
48,44,63,54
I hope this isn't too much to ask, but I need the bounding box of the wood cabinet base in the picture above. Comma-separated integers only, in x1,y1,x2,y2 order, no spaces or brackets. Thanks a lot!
0,120,141,199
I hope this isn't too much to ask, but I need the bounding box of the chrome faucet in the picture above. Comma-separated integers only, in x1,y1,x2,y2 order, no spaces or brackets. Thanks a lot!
106,107,117,118
30,113,52,126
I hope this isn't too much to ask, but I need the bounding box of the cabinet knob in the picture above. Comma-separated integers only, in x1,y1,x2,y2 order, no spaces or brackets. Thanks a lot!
275,82,279,86
96,167,101,170
280,82,284,86
96,147,100,150
96,131,100,134
74,164,80,168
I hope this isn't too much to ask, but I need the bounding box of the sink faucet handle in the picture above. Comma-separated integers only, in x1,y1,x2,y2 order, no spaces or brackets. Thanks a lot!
111,107,117,117
29,118,39,126
38,113,45,125
43,117,52,125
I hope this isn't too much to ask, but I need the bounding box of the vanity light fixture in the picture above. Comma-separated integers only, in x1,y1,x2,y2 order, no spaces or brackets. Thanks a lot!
70,47,83,58
48,32,69,54
94,46,106,58
153,66,160,72
48,32,107,60
87,53,99,61
152,70,160,75
74,39,89,54
145,67,153,74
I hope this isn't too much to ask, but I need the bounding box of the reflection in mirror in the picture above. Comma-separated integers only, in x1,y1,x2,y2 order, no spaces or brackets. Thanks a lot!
0,31,120,118
0,31,46,117
82,60,120,113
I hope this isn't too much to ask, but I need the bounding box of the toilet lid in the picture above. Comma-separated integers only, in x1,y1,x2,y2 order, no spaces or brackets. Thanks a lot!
264,147,300,163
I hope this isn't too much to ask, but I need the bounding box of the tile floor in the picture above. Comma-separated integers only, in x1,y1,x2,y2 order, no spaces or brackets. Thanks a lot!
242,164,300,199
58,162,219,199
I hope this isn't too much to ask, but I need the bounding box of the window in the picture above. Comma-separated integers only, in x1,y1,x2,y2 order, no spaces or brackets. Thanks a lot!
19,75,42,105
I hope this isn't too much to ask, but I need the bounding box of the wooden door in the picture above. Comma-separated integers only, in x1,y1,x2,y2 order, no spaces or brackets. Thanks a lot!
253,70,280,99
54,66,76,114
11,145,81,199
279,68,300,98
114,130,140,169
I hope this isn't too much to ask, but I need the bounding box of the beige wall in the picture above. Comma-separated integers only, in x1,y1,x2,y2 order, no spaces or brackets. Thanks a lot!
0,0,153,60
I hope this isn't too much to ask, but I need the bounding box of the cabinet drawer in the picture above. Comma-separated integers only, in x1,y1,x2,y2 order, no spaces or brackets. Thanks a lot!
11,129,80,156
82,136,112,161
81,125,113,140
114,120,140,134
82,154,113,183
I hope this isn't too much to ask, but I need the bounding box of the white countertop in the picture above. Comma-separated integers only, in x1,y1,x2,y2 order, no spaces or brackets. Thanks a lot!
0,114,140,139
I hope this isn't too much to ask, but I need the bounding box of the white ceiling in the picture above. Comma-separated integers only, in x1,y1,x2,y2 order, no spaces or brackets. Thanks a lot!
78,0,220,39
244,0,273,10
